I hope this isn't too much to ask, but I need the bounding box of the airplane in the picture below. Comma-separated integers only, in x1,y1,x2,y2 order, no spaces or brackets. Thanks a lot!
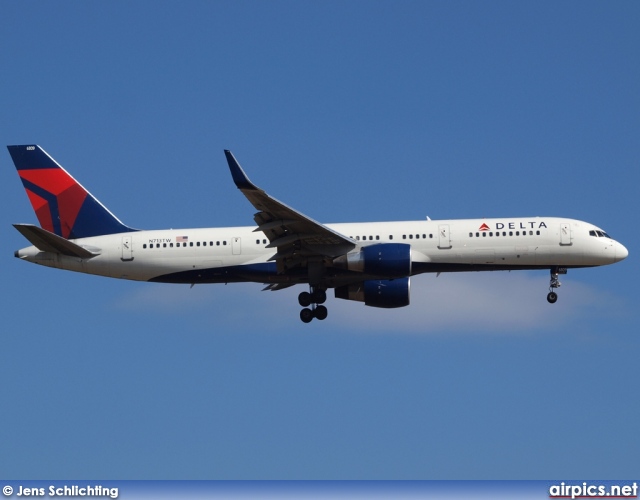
9,144,628,323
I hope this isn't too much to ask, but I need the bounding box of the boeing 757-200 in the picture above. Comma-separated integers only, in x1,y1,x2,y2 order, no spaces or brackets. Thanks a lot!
8,145,628,323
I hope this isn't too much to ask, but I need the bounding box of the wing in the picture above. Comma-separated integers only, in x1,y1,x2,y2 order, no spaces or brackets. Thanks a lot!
225,150,356,274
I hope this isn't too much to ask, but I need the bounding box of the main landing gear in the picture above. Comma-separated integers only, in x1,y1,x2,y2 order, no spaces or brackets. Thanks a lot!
547,267,566,304
298,287,328,323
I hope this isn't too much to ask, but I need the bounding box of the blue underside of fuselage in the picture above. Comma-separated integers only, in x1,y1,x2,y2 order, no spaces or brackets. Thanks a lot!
149,262,292,284
147,261,590,286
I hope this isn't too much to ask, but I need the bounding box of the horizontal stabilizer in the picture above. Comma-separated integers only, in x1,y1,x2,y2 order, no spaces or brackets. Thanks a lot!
13,224,99,258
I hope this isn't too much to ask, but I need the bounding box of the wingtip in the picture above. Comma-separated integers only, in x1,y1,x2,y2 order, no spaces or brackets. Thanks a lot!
224,150,257,190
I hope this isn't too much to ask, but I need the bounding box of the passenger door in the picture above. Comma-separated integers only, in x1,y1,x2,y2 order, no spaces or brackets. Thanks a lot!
232,237,241,255
438,224,451,249
121,236,133,261
560,223,572,246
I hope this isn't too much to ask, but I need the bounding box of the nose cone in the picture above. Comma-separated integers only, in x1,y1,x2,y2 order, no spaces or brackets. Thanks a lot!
616,242,629,262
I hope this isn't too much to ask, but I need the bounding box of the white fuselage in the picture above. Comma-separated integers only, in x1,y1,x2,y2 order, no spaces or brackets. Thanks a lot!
15,217,628,287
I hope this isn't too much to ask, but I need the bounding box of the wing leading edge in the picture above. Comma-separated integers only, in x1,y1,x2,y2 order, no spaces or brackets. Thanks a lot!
224,150,355,274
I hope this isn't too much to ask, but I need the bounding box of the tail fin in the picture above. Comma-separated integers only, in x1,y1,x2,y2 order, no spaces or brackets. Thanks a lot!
8,145,137,239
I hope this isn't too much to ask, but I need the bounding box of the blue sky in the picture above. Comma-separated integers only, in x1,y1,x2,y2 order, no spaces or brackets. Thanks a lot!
1,1,638,479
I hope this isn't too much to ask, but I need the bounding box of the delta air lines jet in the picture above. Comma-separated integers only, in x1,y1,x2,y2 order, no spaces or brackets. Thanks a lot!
9,145,628,323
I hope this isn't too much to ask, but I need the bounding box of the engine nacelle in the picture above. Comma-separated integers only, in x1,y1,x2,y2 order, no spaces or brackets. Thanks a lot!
334,277,410,308
333,243,411,277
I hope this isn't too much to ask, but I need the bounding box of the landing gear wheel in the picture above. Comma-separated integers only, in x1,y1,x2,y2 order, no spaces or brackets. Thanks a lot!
300,308,314,323
299,285,329,322
314,305,328,320
311,290,327,304
547,291,558,304
298,292,312,307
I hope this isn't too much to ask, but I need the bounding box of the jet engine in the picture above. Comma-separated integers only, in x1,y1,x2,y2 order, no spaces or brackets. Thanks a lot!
334,277,410,308
333,243,411,277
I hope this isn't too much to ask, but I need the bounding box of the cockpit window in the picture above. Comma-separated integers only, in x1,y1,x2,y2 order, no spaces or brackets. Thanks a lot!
590,229,612,238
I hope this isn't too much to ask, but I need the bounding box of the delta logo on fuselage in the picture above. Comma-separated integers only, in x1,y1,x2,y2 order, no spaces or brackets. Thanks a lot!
479,221,548,231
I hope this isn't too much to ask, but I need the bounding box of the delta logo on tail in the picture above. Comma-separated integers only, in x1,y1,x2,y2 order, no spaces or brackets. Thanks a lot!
7,145,136,239
17,161,88,239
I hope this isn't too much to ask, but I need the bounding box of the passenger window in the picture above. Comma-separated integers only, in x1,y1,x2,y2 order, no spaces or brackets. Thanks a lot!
469,232,473,237
389,235,393,240
536,231,540,235
482,232,486,237
163,243,167,248
376,235,380,240
489,232,493,237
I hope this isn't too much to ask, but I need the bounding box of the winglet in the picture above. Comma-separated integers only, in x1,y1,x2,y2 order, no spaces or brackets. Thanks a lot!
224,150,258,191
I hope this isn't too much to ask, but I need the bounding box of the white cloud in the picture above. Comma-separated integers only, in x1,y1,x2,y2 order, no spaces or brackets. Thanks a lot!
111,271,621,334
327,272,601,333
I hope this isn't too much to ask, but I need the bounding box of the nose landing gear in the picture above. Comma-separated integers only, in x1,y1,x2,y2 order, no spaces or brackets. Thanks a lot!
547,267,566,304
299,287,328,323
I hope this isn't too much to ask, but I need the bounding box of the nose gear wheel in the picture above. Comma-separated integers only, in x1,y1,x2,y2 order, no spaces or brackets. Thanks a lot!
547,267,563,304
